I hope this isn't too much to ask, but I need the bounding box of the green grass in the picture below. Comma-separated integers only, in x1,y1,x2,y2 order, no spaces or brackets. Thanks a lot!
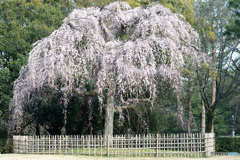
26,148,205,158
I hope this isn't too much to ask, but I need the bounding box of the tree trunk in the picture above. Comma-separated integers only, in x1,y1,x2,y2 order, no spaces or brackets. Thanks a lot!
233,105,238,137
36,122,40,136
176,95,186,129
104,82,116,137
188,81,193,134
211,44,216,133
104,103,115,136
201,99,205,134
209,0,216,134
62,93,68,135
206,108,214,133
87,98,93,135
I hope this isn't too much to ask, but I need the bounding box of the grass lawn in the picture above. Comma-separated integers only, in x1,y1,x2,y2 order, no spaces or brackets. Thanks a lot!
25,148,205,158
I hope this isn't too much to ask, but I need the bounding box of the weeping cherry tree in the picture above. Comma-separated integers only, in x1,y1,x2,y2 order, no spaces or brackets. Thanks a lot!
9,2,204,135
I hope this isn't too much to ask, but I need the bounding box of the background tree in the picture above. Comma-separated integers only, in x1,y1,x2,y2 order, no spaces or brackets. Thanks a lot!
0,0,75,135
225,0,240,39
160,0,195,25
194,0,240,133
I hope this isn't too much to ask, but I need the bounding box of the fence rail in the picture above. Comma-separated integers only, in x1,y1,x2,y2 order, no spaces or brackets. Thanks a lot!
13,133,214,157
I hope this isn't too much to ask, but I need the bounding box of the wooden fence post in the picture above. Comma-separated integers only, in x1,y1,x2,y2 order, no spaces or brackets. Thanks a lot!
107,135,109,157
76,135,78,155
170,134,172,157
26,136,28,154
156,134,158,157
48,135,50,154
13,136,16,153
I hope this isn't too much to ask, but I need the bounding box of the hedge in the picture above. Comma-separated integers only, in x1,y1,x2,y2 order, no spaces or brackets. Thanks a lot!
216,137,240,152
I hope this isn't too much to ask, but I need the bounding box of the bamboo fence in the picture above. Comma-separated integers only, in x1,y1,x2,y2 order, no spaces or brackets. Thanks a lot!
13,133,215,157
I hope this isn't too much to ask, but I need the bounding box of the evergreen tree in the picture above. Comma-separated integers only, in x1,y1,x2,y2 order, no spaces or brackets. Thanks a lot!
226,0,240,38
0,0,73,133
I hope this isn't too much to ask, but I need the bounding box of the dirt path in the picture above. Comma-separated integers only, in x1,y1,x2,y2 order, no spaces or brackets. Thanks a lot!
0,154,240,160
